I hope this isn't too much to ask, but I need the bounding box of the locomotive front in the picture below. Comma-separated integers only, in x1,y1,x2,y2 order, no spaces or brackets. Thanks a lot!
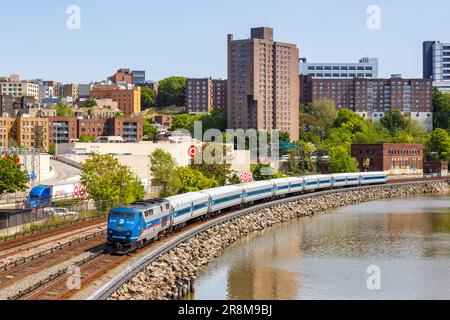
107,207,141,253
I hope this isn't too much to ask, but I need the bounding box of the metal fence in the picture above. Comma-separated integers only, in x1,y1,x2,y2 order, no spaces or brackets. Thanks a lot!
0,198,118,238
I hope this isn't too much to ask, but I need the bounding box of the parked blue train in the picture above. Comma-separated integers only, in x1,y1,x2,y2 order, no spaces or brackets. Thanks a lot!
107,172,387,253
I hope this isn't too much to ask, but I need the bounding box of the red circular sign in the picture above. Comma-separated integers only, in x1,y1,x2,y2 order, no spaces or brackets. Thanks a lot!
188,145,199,157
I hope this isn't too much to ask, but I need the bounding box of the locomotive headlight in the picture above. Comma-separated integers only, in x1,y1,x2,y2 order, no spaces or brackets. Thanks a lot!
108,230,113,234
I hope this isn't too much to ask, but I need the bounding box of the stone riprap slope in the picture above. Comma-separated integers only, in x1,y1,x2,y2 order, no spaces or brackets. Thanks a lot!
110,182,449,300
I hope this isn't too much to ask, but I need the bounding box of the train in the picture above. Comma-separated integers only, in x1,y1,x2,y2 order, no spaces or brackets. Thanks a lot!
106,171,388,254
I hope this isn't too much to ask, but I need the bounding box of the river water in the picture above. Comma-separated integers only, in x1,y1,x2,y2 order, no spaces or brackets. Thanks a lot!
191,195,450,300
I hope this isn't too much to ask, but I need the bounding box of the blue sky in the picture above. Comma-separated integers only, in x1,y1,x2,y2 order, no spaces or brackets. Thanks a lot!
0,0,448,83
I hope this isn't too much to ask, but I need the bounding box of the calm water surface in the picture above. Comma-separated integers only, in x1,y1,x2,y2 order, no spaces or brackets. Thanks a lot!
191,195,450,300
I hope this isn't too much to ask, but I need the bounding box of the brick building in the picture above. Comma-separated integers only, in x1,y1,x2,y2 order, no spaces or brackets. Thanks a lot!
423,161,448,176
90,86,141,116
0,117,50,150
108,69,133,85
300,75,433,131
48,116,78,144
185,78,227,113
48,116,143,144
227,27,300,140
154,114,173,129
0,95,35,117
351,143,424,175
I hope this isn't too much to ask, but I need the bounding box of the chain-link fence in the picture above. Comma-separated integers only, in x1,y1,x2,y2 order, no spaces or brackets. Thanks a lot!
0,198,119,238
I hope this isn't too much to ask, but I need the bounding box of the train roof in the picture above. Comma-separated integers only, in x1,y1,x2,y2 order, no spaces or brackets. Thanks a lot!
200,185,243,197
116,198,169,212
166,192,208,203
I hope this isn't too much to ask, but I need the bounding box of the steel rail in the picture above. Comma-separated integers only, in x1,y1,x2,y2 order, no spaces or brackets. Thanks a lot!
88,179,449,300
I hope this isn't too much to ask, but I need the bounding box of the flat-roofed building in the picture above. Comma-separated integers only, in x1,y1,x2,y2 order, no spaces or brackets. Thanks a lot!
351,143,424,175
16,117,49,151
300,75,433,131
300,57,379,79
0,75,39,101
90,85,141,116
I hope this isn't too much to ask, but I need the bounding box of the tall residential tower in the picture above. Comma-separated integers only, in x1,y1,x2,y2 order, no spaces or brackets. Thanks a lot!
227,27,299,140
423,41,450,92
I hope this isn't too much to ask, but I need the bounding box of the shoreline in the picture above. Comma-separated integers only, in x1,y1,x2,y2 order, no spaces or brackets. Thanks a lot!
110,182,449,300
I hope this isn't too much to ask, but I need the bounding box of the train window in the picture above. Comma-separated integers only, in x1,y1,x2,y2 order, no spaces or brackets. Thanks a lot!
166,204,170,210
111,211,135,219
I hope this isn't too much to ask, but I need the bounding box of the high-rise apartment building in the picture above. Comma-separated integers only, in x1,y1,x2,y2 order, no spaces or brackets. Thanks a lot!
227,27,299,140
300,57,379,79
185,78,227,113
423,41,450,92
300,75,433,131
90,85,141,115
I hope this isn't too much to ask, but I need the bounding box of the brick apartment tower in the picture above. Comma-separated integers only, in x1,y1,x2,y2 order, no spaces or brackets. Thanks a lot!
227,27,299,141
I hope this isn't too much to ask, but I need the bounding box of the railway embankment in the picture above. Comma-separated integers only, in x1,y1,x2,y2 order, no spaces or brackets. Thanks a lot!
109,181,449,300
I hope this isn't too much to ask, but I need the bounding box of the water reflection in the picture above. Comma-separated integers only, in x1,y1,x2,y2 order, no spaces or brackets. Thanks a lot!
192,195,450,300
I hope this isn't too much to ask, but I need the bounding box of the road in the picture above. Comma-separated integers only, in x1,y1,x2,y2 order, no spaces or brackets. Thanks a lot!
0,160,81,211
40,160,81,185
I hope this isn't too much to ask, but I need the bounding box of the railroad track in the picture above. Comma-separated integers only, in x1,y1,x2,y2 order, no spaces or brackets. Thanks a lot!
0,219,106,259
8,178,449,300
17,253,128,300
0,235,106,291
89,178,450,300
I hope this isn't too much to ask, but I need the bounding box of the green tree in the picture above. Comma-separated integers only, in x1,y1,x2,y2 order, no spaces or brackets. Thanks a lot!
288,141,317,174
157,76,186,107
300,99,337,139
252,163,283,181
379,110,409,134
353,121,390,144
143,119,158,141
197,109,227,133
49,143,56,156
174,167,217,193
78,134,96,143
191,143,233,185
426,128,450,161
149,149,181,197
433,89,450,130
0,155,29,194
141,87,157,110
55,102,74,117
170,113,194,131
84,98,97,109
80,153,144,206
328,146,360,173
332,108,367,134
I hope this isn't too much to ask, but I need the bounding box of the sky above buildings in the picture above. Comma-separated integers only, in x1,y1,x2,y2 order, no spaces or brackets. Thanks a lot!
0,0,449,83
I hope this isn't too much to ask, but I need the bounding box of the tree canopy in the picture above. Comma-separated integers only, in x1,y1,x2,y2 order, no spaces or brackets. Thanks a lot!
426,128,450,161
80,153,144,206
143,119,158,141
0,155,29,195
328,146,360,173
157,76,186,107
433,88,450,132
141,87,157,110
55,102,74,117
78,134,96,143
149,149,181,197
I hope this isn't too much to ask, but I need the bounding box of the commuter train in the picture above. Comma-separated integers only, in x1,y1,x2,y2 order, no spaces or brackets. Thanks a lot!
107,172,387,254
